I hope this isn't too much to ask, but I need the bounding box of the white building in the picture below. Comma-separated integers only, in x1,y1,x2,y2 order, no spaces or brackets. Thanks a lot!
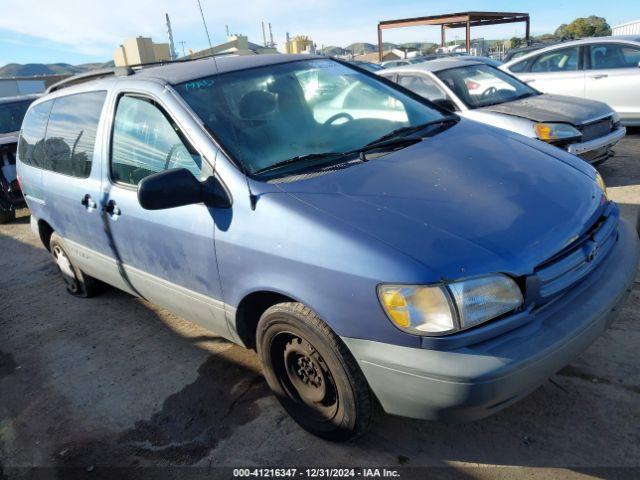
612,20,640,36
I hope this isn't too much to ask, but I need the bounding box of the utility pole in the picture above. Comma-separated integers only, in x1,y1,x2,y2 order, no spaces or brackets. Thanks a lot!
178,40,187,57
261,21,268,47
165,13,177,60
196,0,213,49
268,22,275,48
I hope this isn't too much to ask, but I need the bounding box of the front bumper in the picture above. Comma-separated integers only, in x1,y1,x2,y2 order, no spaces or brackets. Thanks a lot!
342,218,639,422
567,126,626,163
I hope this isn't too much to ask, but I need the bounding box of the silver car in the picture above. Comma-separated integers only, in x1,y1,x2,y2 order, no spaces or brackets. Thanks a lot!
500,36,640,126
379,59,626,164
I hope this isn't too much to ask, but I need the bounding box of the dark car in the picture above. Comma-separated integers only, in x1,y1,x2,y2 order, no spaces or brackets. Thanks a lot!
0,94,39,222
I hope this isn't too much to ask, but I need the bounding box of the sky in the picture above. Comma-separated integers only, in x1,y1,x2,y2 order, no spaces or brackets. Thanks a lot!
1,0,639,66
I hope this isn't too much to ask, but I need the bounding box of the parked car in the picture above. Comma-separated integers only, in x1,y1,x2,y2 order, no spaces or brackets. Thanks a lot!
0,94,39,222
501,36,640,125
450,55,503,68
379,59,626,164
18,55,639,440
380,59,412,68
502,43,554,63
348,60,384,73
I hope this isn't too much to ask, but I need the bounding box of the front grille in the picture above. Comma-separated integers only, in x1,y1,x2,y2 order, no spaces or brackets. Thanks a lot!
527,202,619,305
580,117,613,142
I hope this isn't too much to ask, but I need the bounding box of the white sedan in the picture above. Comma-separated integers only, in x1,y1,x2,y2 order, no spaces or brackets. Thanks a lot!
500,36,640,126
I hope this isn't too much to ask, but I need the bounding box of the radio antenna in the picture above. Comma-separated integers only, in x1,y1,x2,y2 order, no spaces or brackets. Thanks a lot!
196,0,213,49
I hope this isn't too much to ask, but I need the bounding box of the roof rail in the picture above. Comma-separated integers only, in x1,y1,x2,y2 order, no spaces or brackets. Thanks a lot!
45,67,133,94
45,51,239,94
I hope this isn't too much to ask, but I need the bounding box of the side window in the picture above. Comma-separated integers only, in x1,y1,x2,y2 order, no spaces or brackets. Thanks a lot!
397,74,447,101
44,91,106,178
508,59,528,73
590,44,640,69
531,47,580,73
111,95,202,186
17,100,53,168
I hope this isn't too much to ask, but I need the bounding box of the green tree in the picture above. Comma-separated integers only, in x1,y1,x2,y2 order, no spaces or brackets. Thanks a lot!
555,16,611,39
510,37,525,48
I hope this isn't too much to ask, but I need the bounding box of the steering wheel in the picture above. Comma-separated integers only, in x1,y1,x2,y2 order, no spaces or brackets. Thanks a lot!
323,112,354,127
482,86,498,97
163,143,182,170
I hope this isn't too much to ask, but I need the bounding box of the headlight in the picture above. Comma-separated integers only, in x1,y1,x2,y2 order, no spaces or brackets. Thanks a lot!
534,122,581,142
596,172,608,201
378,274,524,336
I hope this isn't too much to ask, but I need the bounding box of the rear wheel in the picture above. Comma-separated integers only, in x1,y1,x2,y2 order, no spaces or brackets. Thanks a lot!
49,233,102,297
257,302,373,441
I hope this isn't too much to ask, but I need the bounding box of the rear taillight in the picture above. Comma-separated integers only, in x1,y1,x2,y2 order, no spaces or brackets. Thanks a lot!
16,173,22,192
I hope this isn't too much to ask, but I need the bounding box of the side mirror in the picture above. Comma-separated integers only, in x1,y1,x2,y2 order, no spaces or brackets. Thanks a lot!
433,98,457,111
137,168,232,210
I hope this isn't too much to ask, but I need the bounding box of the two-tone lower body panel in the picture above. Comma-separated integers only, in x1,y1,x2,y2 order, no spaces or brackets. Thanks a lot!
343,218,639,422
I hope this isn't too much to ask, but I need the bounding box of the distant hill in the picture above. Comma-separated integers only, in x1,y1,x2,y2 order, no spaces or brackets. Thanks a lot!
344,42,401,54
398,42,437,53
345,42,377,55
0,61,114,78
319,46,348,56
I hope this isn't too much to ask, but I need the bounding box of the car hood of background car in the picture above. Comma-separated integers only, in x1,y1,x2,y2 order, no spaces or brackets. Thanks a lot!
479,94,613,125
274,120,606,279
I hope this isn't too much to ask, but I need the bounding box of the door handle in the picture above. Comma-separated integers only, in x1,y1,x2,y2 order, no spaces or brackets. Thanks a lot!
103,200,121,217
80,194,97,210
522,78,536,83
590,74,608,80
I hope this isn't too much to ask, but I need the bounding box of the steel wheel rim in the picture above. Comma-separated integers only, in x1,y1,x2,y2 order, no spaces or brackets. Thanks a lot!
271,331,339,422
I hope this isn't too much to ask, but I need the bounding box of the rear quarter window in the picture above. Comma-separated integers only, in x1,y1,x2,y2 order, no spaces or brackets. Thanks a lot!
44,91,107,178
18,100,53,168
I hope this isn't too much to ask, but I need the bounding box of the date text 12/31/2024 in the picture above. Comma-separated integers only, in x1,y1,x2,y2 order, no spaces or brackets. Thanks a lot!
233,468,401,478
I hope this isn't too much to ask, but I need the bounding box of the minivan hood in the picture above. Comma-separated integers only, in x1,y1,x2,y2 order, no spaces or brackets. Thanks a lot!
275,120,605,279
479,94,613,125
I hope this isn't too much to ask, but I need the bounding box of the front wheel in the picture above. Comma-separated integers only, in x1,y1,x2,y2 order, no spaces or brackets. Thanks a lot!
257,303,373,441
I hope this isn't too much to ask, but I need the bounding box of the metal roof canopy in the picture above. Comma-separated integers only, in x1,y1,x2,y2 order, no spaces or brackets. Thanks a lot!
377,11,530,61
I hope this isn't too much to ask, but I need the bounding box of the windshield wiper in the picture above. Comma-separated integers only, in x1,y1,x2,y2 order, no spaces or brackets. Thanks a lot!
252,151,350,176
366,115,459,145
253,136,423,176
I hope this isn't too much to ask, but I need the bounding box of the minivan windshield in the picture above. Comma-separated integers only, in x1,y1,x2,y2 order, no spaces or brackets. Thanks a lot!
176,59,446,176
0,100,33,134
435,64,538,109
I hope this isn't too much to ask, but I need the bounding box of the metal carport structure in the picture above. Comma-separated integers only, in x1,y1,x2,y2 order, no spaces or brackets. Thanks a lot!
377,11,530,61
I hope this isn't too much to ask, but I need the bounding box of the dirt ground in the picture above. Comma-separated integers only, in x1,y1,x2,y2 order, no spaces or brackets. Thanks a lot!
1,132,639,479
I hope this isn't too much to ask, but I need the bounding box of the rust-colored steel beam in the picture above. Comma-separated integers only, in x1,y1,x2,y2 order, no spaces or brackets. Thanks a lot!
376,11,529,62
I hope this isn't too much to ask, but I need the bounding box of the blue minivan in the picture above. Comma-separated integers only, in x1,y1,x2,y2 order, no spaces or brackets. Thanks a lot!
17,55,639,440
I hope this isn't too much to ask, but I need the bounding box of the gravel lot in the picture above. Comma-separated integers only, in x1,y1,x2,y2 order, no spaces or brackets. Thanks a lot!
1,131,639,478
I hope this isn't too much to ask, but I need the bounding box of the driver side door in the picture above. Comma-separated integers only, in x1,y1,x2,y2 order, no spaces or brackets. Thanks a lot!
100,93,229,337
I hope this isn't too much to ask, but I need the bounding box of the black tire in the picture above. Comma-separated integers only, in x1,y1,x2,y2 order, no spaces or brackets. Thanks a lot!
257,302,373,441
49,232,103,298
0,209,15,224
